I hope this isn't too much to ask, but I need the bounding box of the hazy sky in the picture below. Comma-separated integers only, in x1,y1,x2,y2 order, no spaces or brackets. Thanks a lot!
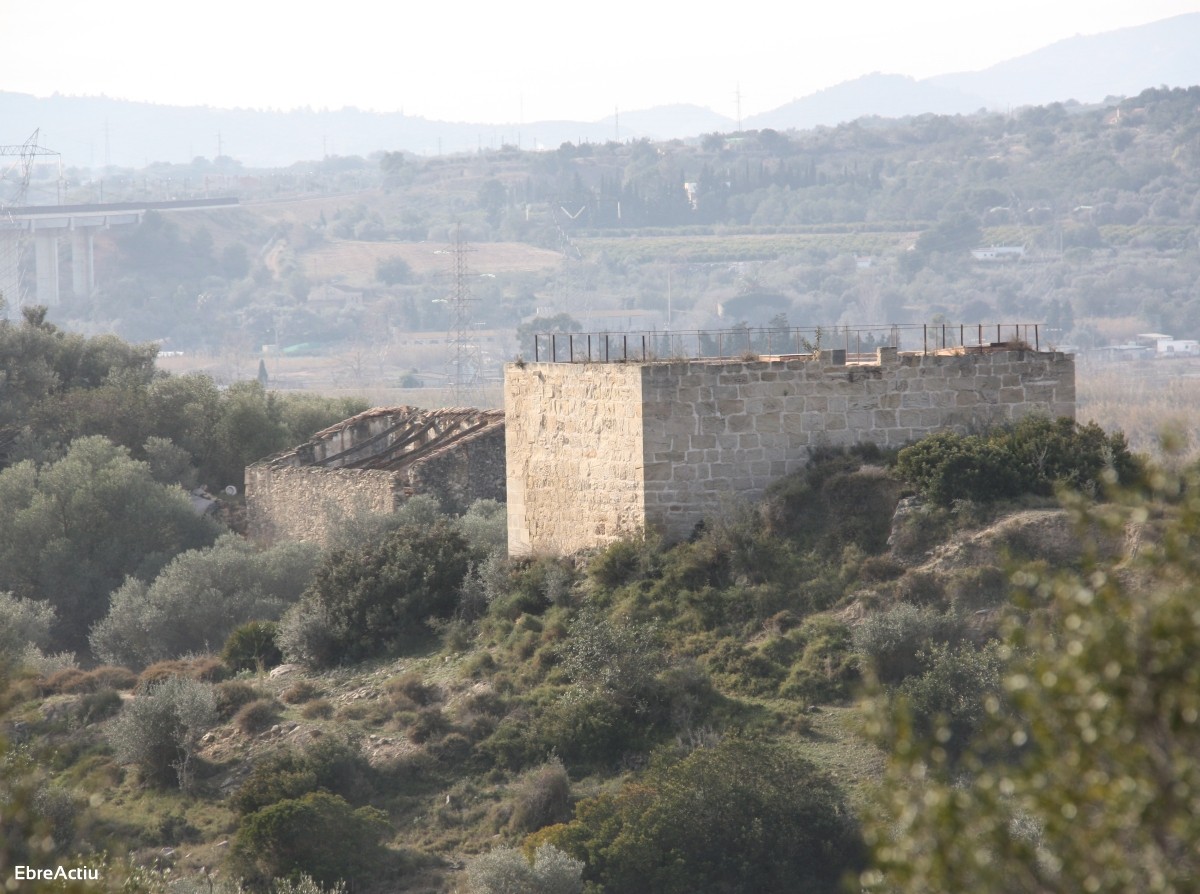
2,1,1197,124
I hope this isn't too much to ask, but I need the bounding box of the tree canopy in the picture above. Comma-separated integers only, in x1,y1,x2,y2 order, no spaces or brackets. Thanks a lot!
864,465,1200,893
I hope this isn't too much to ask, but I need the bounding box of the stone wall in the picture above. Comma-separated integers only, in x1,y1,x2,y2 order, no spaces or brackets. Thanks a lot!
504,363,646,555
404,427,507,516
244,465,402,545
505,347,1075,553
246,407,506,546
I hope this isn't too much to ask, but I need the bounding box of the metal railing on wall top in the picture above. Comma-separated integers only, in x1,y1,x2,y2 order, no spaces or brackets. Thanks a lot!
529,323,1046,364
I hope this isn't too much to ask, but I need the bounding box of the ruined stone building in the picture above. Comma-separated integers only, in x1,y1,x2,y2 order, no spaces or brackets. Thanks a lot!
244,343,1074,557
504,346,1075,555
246,406,505,545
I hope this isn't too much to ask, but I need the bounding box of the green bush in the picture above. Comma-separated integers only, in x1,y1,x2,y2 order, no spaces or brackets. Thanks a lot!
463,843,583,894
896,642,1005,763
538,737,863,894
76,688,124,724
779,617,858,703
895,417,1138,507
233,791,389,888
852,603,964,684
232,736,373,816
222,621,283,673
588,537,659,590
0,591,55,666
284,521,475,667
91,535,316,669
107,676,217,789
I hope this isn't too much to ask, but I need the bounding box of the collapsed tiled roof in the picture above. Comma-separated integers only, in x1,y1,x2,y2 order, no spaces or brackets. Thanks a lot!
257,406,504,474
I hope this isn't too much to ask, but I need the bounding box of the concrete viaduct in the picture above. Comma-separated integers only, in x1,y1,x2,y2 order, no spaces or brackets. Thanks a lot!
0,197,238,313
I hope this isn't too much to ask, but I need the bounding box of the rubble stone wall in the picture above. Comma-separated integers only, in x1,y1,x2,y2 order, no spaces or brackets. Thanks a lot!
245,465,401,545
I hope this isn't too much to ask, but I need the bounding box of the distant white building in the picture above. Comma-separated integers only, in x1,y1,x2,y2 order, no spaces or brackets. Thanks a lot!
971,245,1026,261
1136,333,1200,357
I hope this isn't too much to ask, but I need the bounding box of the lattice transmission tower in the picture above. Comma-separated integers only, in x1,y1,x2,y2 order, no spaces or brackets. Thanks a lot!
0,130,59,315
446,224,483,407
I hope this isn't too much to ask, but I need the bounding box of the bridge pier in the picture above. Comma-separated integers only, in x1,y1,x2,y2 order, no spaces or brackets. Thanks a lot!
0,198,237,317
70,226,95,299
34,231,60,307
0,230,21,315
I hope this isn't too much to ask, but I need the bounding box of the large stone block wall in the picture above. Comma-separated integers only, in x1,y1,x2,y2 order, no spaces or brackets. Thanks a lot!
505,348,1075,553
505,363,646,555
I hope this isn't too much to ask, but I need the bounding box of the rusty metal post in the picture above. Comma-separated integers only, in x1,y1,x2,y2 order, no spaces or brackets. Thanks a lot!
551,334,557,361
534,334,540,362
1035,324,1039,351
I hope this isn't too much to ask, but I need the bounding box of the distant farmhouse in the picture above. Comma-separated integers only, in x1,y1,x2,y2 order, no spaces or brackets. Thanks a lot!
246,407,504,545
971,245,1026,261
245,331,1075,556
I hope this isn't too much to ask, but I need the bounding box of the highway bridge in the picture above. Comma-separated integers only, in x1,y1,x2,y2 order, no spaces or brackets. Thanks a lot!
0,197,239,312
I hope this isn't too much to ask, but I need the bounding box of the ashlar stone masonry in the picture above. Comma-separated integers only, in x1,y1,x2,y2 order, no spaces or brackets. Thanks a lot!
505,347,1074,555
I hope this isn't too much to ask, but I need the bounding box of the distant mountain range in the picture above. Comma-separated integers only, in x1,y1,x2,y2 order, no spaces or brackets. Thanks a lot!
4,13,1198,169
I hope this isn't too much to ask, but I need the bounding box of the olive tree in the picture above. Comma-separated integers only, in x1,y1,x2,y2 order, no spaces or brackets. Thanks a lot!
864,467,1200,893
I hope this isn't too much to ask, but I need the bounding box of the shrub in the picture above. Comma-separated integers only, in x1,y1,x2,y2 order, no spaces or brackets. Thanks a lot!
235,699,282,736
0,592,55,665
457,499,508,553
301,699,334,720
222,621,283,673
45,664,137,694
77,688,124,724
945,564,1010,613
90,535,317,669
216,679,264,720
234,735,376,819
137,657,228,690
233,791,389,888
779,617,858,703
853,603,964,684
233,750,319,816
896,642,1005,763
385,672,438,708
463,843,583,894
406,706,450,744
282,680,322,705
287,521,475,666
588,537,658,590
895,417,1139,507
538,737,863,894
277,598,339,670
509,758,572,833
32,784,79,851
107,676,217,789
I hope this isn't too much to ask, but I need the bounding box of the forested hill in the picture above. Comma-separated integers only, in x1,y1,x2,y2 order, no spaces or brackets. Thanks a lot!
46,85,1200,363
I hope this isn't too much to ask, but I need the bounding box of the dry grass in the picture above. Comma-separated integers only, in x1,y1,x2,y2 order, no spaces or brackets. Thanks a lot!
1077,358,1200,461
298,239,561,285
